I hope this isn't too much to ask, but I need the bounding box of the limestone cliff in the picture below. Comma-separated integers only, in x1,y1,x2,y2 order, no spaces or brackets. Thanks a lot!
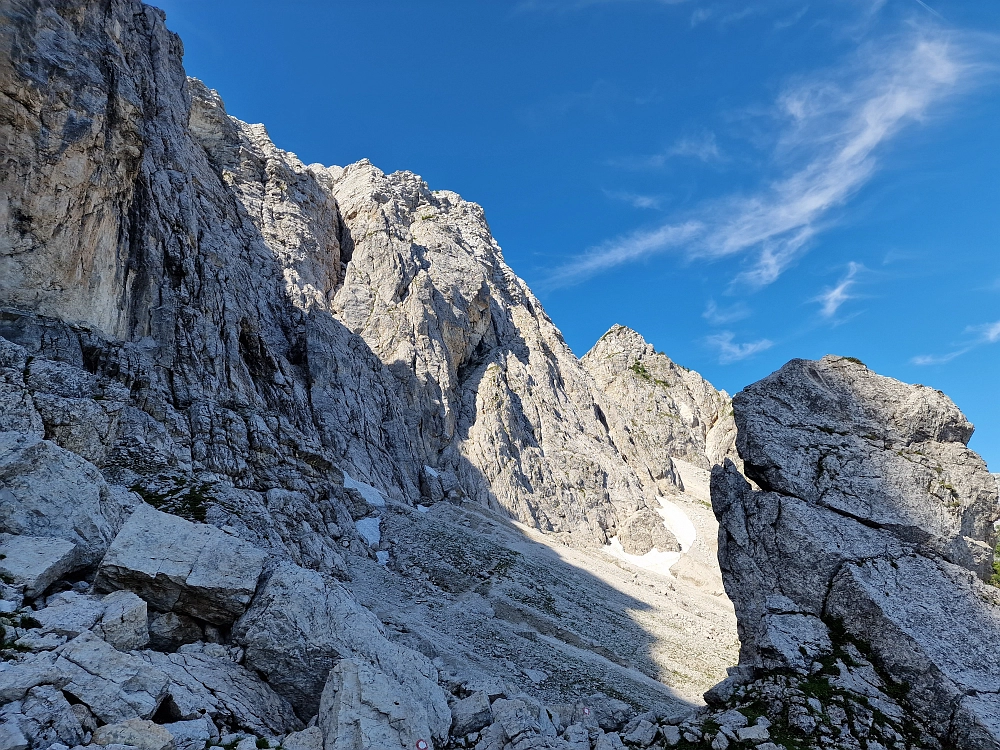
0,2,739,749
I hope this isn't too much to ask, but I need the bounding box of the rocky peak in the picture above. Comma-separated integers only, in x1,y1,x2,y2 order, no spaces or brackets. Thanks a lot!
582,324,739,488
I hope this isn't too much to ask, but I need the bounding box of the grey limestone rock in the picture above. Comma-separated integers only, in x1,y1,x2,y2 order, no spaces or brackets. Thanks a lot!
582,325,739,478
31,592,106,639
711,355,1000,749
55,632,170,724
318,657,446,750
234,562,449,731
96,505,268,625
16,684,85,748
279,727,322,750
617,509,680,556
96,591,149,652
0,535,78,599
0,432,123,565
450,692,493,737
161,718,218,750
137,651,300,736
91,719,174,750
0,721,28,750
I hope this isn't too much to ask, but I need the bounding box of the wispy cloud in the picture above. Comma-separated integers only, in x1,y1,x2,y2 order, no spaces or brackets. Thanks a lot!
609,131,722,169
543,222,702,288
706,331,774,363
604,190,665,209
668,132,722,162
703,299,751,324
911,320,1000,365
815,262,862,318
545,29,984,290
516,0,686,11
971,320,1000,343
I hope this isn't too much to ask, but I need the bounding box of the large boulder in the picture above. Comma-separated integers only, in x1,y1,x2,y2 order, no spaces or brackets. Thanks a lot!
233,561,450,737
712,355,1000,748
0,534,78,599
0,432,129,565
319,657,444,750
138,648,302,736
95,505,268,625
617,509,679,556
54,632,170,723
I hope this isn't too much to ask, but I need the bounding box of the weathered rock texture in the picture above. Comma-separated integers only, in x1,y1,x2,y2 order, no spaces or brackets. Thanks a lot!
583,324,739,485
0,1,744,748
709,355,1000,749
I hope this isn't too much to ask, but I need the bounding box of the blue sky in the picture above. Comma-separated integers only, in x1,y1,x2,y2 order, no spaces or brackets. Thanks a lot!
156,0,1000,468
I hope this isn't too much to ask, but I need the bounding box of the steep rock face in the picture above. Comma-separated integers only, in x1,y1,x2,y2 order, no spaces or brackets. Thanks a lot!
583,324,738,483
0,2,742,747
0,0,427,568
709,355,1000,749
183,82,654,543
326,164,654,542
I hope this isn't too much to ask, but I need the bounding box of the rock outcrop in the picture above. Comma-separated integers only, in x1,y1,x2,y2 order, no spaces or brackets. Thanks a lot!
582,325,739,484
704,355,1000,749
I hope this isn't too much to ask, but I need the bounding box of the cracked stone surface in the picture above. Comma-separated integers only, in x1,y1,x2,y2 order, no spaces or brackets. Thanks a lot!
711,355,1000,749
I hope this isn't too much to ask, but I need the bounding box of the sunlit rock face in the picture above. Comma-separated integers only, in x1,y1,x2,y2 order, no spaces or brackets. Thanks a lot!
0,2,742,748
710,355,1000,749
0,0,661,548
582,323,740,493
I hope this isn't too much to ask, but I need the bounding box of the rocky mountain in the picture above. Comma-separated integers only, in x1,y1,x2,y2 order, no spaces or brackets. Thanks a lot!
4,2,998,750
0,1,740,749
582,324,740,493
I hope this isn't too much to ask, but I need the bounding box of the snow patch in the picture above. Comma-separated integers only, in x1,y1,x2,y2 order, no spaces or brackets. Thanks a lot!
417,504,431,513
376,551,390,566
355,517,381,547
605,537,682,577
344,473,386,507
655,497,697,552
423,465,439,478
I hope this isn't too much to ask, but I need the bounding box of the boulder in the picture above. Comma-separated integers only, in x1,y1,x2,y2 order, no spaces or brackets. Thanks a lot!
97,590,149,651
55,632,170,723
137,650,301,736
96,505,268,625
0,654,63,703
92,719,175,750
32,592,106,640
0,432,123,564
0,534,79,599
17,684,85,748
280,727,323,750
318,658,442,750
162,718,219,750
233,562,449,733
712,356,1000,748
450,691,493,737
617,510,679,556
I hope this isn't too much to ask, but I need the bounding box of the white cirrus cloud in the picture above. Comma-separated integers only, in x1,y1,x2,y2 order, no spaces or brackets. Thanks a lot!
544,29,986,291
706,331,774,363
815,262,862,318
607,131,722,169
911,319,1000,365
603,190,665,209
703,299,751,325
